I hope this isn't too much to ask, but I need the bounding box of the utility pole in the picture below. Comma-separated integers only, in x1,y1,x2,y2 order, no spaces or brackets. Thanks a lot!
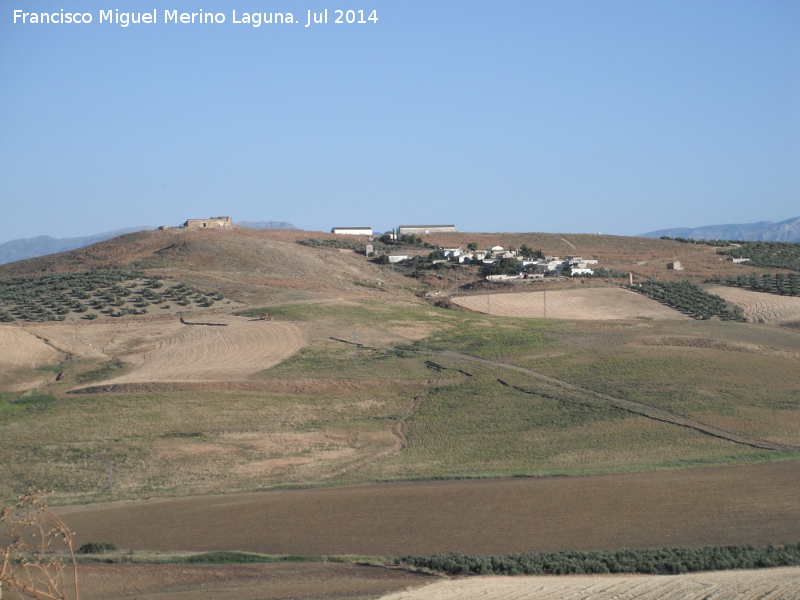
543,279,547,319
353,330,358,369
108,459,114,495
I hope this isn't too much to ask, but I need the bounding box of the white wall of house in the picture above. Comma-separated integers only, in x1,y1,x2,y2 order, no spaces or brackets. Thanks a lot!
332,227,372,235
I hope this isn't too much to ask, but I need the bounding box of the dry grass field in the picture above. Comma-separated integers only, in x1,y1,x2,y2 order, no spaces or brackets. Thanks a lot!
378,567,800,600
56,461,800,556
451,287,688,320
704,284,800,323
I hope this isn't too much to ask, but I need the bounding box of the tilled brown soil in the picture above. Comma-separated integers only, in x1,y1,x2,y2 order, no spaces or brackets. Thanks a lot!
7,562,434,600
57,460,800,557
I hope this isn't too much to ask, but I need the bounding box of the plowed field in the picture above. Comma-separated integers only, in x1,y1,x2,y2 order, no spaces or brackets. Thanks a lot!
105,317,304,383
7,562,433,600
704,284,800,324
57,461,800,557
378,567,800,600
452,288,688,320
19,316,305,385
0,325,62,369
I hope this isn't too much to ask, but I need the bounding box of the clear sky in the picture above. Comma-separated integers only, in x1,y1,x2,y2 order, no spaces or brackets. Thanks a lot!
1,1,798,242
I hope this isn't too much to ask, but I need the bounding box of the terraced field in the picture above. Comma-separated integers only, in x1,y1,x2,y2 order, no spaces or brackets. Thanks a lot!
452,288,688,320
704,284,800,324
378,567,800,600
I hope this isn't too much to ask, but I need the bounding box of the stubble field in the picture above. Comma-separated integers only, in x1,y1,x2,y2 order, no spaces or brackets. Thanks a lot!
378,567,800,600
704,283,800,323
451,287,689,320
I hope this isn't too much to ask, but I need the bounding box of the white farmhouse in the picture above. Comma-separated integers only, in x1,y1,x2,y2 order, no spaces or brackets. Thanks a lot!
332,227,372,235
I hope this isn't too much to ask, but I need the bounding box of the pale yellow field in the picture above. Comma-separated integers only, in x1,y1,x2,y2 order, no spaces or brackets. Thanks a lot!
379,567,800,600
705,284,800,324
0,325,62,369
452,288,688,320
106,317,305,383
17,315,305,385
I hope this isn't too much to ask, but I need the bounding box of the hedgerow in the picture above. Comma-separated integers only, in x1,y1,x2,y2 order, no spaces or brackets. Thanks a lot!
398,542,800,576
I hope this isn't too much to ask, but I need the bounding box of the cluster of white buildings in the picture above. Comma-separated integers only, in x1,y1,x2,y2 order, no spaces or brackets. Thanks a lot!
434,246,598,278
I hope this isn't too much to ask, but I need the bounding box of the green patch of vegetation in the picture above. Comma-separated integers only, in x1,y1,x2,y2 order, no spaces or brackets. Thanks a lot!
0,391,57,419
75,359,127,383
399,542,800,576
407,317,553,359
183,551,323,564
75,551,384,565
78,541,118,554
520,350,800,438
354,363,773,482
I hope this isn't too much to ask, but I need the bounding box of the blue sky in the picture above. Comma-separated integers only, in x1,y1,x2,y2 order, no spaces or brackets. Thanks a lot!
1,1,798,242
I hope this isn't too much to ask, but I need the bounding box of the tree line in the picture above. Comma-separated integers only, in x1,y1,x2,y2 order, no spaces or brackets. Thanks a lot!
398,542,800,576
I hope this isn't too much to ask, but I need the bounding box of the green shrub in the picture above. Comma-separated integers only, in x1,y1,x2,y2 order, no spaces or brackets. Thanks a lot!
78,541,118,554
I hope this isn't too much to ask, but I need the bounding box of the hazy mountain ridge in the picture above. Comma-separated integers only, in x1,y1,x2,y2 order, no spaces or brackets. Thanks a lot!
641,217,800,243
0,226,156,265
0,221,298,265
236,221,297,230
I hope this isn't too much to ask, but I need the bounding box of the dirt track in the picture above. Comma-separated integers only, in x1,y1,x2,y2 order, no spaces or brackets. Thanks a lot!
452,288,688,320
705,284,800,324
378,567,800,600
57,460,800,557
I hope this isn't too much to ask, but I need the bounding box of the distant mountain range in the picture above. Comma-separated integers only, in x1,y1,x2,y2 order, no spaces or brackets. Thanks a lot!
0,221,298,265
641,216,800,243
236,221,297,230
0,226,156,265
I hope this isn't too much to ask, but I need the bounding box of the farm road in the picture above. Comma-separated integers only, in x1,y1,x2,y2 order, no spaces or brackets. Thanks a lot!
440,352,791,451
57,461,800,557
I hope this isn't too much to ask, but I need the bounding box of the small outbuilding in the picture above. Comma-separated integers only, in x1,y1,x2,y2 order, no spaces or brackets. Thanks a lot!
667,261,684,270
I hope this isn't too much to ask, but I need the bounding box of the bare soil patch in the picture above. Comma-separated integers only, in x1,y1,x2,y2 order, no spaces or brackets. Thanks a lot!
704,284,800,323
0,326,62,368
378,566,800,600
452,288,688,320
57,460,800,557
23,316,305,386
104,317,304,383
69,562,431,600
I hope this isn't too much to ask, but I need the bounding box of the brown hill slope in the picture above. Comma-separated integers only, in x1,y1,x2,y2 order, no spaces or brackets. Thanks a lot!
0,228,417,305
0,228,788,306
